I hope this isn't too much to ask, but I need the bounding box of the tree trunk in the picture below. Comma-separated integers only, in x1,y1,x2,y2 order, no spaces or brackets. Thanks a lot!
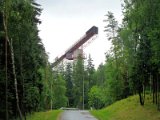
3,4,23,119
157,74,160,110
153,77,155,103
156,74,158,104
138,83,144,106
10,39,23,120
3,12,8,120
3,1,9,118
139,91,144,106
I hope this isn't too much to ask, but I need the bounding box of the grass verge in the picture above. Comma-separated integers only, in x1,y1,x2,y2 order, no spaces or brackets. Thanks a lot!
26,110,62,120
90,95,160,120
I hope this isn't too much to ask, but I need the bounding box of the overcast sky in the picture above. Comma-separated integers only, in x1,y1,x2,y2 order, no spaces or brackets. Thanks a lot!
36,0,123,68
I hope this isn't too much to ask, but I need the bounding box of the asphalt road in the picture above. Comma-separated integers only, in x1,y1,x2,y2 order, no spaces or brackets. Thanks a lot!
60,110,98,120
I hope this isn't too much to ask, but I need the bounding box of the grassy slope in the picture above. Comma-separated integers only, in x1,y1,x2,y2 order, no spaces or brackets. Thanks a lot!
26,110,62,120
90,95,160,120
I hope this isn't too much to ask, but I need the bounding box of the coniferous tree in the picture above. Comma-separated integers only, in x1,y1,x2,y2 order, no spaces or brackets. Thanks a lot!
72,56,85,109
64,63,74,107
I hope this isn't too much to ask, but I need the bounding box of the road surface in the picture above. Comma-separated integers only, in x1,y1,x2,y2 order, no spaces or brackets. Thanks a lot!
60,110,98,120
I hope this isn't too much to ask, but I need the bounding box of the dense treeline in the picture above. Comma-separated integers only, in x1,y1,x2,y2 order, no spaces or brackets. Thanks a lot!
0,0,67,119
60,0,160,110
91,0,160,109
88,0,160,110
1,0,160,119
56,55,96,109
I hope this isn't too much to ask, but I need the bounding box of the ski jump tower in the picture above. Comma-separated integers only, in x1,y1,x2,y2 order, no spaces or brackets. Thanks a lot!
52,26,98,67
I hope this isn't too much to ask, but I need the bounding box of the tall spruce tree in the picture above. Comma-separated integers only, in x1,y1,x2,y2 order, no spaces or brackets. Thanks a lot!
64,62,74,107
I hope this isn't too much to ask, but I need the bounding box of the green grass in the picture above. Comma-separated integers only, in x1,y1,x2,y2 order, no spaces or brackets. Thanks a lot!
90,95,160,120
26,110,62,120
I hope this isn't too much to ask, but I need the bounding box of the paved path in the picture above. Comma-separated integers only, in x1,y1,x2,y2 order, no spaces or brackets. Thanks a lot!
60,110,98,120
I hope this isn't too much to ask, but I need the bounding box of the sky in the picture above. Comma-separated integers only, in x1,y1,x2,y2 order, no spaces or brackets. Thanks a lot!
36,0,123,68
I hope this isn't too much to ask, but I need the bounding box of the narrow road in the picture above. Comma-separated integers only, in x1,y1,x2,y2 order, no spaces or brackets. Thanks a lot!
60,110,98,120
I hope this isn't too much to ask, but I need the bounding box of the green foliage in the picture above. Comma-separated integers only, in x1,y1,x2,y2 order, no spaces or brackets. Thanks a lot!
99,0,160,109
0,0,56,119
121,0,160,107
95,64,105,86
24,86,40,111
38,65,55,110
64,63,73,107
72,56,85,108
88,86,105,109
52,74,67,109
104,55,124,102
86,54,96,89
100,11,130,107
1,0,160,119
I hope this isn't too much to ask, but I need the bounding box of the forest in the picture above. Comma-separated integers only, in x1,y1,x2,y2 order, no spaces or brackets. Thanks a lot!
0,0,160,120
